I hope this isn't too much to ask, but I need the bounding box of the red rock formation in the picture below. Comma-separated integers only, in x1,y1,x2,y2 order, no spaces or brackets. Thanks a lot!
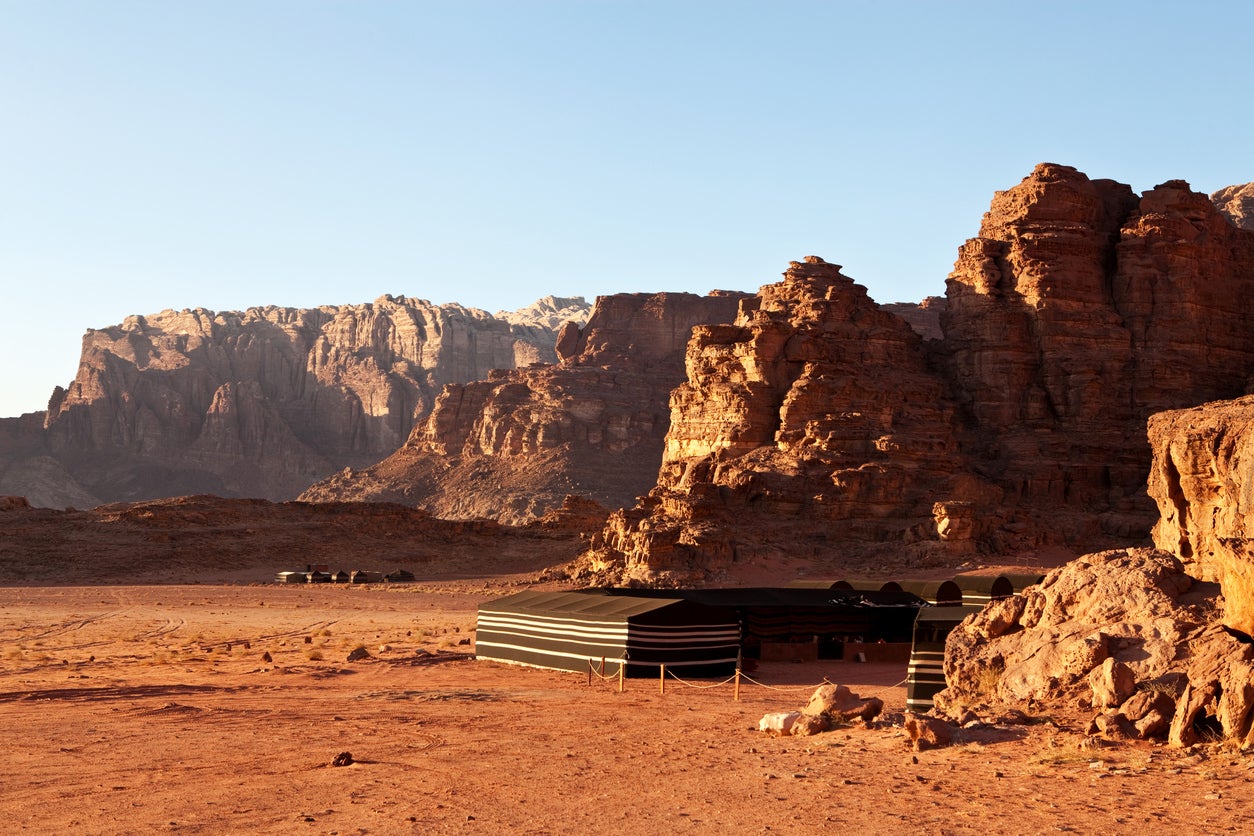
298,291,747,524
878,297,945,341
579,257,977,584
1213,182,1254,230
7,296,588,504
945,168,1254,539
1147,396,1254,635
934,548,1254,747
581,165,1254,583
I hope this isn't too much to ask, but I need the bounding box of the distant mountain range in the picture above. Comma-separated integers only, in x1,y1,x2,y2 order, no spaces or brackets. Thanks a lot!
0,295,589,507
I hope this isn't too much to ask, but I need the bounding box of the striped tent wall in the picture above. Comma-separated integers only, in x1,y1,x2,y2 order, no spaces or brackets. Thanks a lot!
906,605,983,711
476,590,740,677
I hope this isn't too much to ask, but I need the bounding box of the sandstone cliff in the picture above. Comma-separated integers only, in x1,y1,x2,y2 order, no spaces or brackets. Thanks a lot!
580,257,978,583
2,296,589,505
1147,396,1254,635
943,166,1254,541
578,165,1254,583
299,291,748,524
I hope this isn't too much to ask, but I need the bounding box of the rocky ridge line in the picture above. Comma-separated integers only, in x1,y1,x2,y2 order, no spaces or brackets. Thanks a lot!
299,291,748,524
0,295,589,506
577,165,1254,583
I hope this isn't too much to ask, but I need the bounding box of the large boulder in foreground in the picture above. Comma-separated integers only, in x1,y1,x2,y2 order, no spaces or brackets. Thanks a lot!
934,548,1254,746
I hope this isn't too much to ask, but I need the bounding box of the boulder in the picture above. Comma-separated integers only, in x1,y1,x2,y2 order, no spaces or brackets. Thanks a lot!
1148,396,1254,636
1088,658,1136,709
758,712,803,736
788,714,830,737
904,713,954,751
935,546,1254,746
801,683,884,724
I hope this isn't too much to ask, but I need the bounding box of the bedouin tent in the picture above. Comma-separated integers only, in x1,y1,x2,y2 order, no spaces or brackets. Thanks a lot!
1002,572,1047,593
953,572,1047,606
611,586,926,660
896,580,964,607
815,578,964,607
829,579,905,594
906,605,984,711
476,590,741,677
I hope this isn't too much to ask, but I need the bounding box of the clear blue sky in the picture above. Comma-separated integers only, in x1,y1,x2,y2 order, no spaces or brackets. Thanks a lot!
2,1,1250,417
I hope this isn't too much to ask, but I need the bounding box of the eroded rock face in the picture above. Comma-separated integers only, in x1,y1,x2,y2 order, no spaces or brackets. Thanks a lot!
299,291,746,524
944,166,1254,539
934,548,1254,746
580,165,1254,584
12,295,588,504
1147,396,1254,635
1213,182,1254,230
580,257,974,584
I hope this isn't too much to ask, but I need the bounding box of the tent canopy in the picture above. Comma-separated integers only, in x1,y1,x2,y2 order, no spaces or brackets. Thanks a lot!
476,590,740,676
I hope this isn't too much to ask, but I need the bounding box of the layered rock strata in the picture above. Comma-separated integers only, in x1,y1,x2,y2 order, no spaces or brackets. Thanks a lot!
4,295,588,504
1147,396,1254,635
300,291,747,525
579,257,977,583
581,164,1254,583
945,168,1254,529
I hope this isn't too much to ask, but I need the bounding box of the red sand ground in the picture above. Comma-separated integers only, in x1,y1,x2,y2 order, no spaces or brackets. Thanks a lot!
4,582,1254,834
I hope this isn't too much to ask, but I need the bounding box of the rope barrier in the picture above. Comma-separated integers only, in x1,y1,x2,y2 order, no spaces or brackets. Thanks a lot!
585,659,906,703
662,669,738,689
735,672,834,693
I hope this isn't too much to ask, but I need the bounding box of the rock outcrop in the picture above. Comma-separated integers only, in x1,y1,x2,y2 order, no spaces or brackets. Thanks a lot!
1147,396,1254,636
933,548,1254,747
943,166,1254,541
579,165,1254,583
1213,182,1254,230
2,296,589,504
299,291,747,524
579,257,974,583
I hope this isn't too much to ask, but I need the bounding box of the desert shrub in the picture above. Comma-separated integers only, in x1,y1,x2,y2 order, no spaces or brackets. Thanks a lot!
975,659,1006,700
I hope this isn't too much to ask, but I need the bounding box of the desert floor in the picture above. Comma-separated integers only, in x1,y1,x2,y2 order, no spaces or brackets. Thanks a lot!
4,581,1254,835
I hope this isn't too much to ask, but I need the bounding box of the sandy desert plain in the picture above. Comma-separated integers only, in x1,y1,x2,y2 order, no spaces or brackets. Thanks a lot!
4,531,1254,835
